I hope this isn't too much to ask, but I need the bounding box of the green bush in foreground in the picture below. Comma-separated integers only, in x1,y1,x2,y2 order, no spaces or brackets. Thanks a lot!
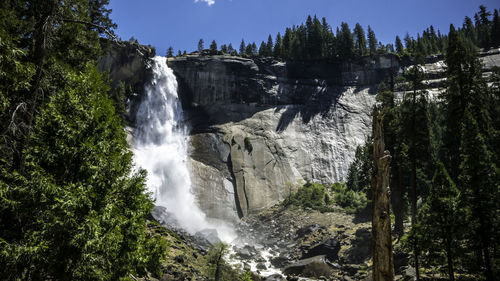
0,66,167,280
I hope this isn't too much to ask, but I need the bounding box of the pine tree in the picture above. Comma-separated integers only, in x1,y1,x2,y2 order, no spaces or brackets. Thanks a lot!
492,9,500,47
198,38,204,52
441,24,483,180
266,34,274,57
415,162,462,281
404,33,415,55
209,40,218,53
220,44,227,54
166,46,174,57
0,65,167,280
475,5,492,49
305,15,314,59
353,23,367,57
367,26,377,56
0,2,167,279
459,110,498,281
395,36,404,55
258,41,266,56
251,42,258,56
403,60,432,280
274,32,282,59
239,39,246,56
282,27,292,59
227,43,235,55
321,17,335,59
338,22,354,59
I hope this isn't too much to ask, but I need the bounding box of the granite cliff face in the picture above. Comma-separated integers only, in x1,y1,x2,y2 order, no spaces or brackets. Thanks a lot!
106,44,499,221
168,55,399,219
167,50,500,220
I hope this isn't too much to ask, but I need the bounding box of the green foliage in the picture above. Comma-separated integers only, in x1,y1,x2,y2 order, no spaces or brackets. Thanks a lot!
244,137,253,153
403,162,464,279
210,40,218,52
282,182,333,212
0,65,167,280
346,141,373,194
206,243,240,281
394,9,500,278
367,25,377,56
353,23,367,57
332,183,367,213
167,46,174,57
240,270,253,281
0,2,167,279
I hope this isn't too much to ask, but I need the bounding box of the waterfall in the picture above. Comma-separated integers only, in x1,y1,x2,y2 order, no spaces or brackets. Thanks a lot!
133,56,227,237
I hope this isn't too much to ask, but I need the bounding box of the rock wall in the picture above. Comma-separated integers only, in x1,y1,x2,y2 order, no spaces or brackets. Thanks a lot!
167,50,500,219
97,40,156,124
106,43,499,221
168,54,400,218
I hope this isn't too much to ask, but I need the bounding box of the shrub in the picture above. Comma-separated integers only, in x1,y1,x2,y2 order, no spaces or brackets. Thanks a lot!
332,183,367,213
244,137,253,153
282,182,333,212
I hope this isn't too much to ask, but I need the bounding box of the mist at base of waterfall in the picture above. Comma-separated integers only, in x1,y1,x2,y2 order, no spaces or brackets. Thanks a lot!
132,56,236,243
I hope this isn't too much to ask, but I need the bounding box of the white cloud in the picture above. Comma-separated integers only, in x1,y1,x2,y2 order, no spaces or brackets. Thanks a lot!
194,0,215,6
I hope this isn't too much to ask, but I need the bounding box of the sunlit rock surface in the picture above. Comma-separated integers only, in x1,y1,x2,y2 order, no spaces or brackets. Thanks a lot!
167,50,500,218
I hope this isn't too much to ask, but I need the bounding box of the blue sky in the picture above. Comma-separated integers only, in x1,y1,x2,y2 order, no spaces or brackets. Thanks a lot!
109,0,499,56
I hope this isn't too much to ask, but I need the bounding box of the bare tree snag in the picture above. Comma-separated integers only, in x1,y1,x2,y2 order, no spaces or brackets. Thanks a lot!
372,107,394,281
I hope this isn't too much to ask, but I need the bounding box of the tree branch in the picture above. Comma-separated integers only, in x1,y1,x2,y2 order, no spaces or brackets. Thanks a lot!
59,18,122,45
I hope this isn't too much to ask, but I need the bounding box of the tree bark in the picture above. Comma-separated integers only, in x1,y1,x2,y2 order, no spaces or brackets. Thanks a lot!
372,107,394,281
391,163,404,237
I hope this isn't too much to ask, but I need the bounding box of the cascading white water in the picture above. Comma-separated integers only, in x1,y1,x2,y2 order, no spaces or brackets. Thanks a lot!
133,56,214,235
132,57,282,277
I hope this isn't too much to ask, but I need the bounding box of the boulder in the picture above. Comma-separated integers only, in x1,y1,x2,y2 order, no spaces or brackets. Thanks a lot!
283,255,333,278
265,274,286,281
302,238,341,261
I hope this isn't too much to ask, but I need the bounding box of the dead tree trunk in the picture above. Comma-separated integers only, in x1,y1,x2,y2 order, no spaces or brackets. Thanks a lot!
372,107,394,281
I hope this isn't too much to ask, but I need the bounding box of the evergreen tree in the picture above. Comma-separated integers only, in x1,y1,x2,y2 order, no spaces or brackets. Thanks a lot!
441,24,484,180
353,23,367,57
0,2,167,279
309,16,324,59
166,46,174,57
209,40,218,52
367,26,377,56
251,42,258,56
0,65,167,280
321,17,335,59
415,162,462,281
266,34,274,56
227,43,235,55
305,15,314,59
198,38,204,52
459,110,498,281
274,32,282,59
492,9,500,47
88,0,117,36
258,41,267,56
239,39,246,55
220,44,227,54
338,22,354,59
475,5,491,49
404,33,416,55
282,27,293,60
